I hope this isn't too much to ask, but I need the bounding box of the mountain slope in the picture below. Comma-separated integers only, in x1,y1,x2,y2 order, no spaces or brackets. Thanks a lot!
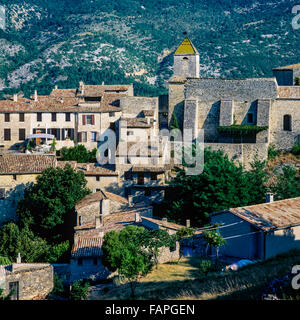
0,0,299,98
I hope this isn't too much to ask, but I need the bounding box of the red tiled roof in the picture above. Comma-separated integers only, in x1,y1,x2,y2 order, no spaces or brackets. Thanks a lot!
0,154,56,174
57,161,119,176
75,190,128,211
215,197,300,231
71,237,103,258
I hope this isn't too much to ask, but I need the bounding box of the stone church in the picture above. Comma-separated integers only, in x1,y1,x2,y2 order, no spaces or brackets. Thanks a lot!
167,37,300,167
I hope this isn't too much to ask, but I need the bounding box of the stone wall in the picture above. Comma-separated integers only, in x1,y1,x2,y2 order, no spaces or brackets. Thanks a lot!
157,242,180,264
2,264,53,300
205,142,268,169
185,78,278,101
269,99,300,150
0,174,38,225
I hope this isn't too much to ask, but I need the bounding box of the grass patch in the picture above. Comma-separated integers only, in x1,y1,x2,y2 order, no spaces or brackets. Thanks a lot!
88,250,300,300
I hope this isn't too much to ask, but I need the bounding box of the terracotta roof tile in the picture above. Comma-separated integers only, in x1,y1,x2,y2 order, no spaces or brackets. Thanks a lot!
216,197,300,231
0,154,56,174
71,237,103,258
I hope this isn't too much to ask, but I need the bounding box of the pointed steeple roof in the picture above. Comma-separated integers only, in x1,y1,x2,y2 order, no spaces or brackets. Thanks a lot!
174,37,199,55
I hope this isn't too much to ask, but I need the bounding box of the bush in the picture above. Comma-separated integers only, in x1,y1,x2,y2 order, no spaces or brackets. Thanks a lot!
292,142,300,156
268,145,281,160
199,259,214,274
70,279,90,300
51,273,66,297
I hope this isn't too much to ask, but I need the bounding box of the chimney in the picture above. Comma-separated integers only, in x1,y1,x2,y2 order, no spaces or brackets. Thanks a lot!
162,218,168,226
95,215,103,229
266,193,274,203
16,253,21,264
13,94,18,102
186,219,191,228
147,117,151,125
128,195,133,207
34,90,38,102
55,85,58,90
102,81,104,86
135,212,140,223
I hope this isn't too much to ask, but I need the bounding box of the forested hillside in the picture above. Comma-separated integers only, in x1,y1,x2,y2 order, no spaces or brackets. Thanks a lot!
0,0,299,98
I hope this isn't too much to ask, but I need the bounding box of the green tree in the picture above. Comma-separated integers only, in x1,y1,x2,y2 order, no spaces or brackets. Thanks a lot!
17,165,90,244
271,166,300,200
70,279,90,300
166,148,267,226
60,145,97,163
0,223,69,263
295,77,300,86
102,226,157,298
203,230,226,260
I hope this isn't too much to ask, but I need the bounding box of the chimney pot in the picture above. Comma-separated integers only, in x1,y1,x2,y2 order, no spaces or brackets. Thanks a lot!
13,94,18,102
186,219,191,228
135,212,140,223
266,193,274,203
55,85,58,90
95,215,103,229
128,195,133,207
162,218,167,226
34,90,38,102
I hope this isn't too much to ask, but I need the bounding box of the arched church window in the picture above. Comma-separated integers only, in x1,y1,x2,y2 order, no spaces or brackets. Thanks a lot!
283,114,292,131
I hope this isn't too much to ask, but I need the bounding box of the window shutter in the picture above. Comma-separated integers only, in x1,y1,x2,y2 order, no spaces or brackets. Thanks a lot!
82,115,86,125
91,115,95,125
78,132,82,143
62,129,65,141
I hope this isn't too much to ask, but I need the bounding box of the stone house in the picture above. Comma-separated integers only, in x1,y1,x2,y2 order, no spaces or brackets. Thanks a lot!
168,37,300,168
0,83,132,151
0,261,53,300
210,196,300,260
0,154,57,224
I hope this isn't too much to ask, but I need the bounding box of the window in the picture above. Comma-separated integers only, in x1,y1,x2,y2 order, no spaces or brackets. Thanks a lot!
109,112,115,117
48,128,60,141
127,131,134,136
51,113,57,122
19,129,26,141
9,282,19,300
62,128,74,141
82,115,95,125
65,113,71,122
137,173,144,185
124,172,132,180
150,173,158,181
93,258,98,265
78,258,83,265
91,132,98,142
78,132,87,143
182,57,189,74
0,188,5,200
96,176,100,182
4,129,11,141
37,112,42,122
4,113,10,122
13,174,17,181
78,216,82,226
283,114,292,131
19,113,25,122
247,113,254,124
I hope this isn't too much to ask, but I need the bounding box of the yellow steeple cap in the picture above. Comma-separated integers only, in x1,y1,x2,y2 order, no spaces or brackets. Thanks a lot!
174,37,199,55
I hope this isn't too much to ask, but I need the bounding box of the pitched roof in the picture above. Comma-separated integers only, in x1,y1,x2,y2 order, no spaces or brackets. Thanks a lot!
174,37,199,55
75,190,128,211
0,154,56,174
57,161,119,176
277,86,300,99
215,197,300,231
273,63,300,71
71,237,103,258
121,117,153,128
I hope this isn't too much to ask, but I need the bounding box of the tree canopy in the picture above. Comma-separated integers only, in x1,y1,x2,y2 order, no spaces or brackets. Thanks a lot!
165,148,268,226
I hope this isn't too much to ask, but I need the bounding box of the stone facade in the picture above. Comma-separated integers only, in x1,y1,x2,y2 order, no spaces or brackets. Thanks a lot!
167,37,300,167
1,263,53,300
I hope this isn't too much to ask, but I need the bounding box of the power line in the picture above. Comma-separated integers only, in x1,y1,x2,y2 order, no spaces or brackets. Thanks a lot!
195,221,244,232
223,230,263,241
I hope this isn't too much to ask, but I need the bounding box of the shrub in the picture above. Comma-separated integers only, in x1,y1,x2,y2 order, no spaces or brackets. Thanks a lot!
199,259,213,274
51,273,65,297
292,142,300,156
268,145,281,160
70,279,90,300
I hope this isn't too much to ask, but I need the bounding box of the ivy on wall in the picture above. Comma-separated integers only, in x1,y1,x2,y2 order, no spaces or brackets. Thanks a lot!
218,125,268,136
